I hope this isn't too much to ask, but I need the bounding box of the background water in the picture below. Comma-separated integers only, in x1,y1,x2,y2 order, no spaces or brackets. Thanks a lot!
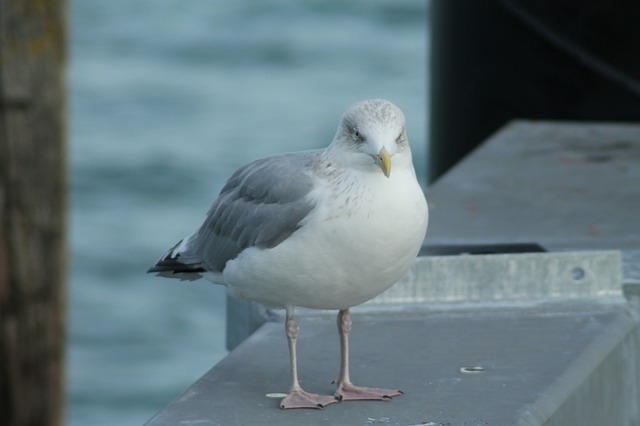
68,1,429,424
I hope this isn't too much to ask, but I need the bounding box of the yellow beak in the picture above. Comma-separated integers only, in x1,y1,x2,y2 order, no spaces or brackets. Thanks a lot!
378,146,391,178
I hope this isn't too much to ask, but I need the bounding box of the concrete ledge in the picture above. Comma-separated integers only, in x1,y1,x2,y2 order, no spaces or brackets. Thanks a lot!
147,251,636,424
425,120,640,254
145,297,640,425
373,250,622,304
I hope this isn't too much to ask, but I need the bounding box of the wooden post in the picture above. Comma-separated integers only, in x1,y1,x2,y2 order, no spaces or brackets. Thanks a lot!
0,1,67,425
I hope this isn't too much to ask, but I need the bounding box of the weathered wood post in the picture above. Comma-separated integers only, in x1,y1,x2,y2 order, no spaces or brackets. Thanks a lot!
0,1,67,425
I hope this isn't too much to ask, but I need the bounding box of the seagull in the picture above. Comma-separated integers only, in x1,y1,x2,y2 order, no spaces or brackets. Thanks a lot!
148,99,428,409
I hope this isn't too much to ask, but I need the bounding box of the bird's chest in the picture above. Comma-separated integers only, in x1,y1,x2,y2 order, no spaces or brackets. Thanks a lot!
315,171,426,265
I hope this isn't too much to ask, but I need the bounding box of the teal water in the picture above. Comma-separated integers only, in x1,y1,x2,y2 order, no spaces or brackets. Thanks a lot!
68,1,428,424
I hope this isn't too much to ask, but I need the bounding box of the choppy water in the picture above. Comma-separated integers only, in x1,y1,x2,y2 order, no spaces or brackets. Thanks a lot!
68,1,429,424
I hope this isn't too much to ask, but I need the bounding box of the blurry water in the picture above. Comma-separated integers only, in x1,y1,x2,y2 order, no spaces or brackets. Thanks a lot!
68,1,429,424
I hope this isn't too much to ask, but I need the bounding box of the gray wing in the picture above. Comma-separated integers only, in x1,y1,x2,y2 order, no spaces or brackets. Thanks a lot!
149,151,320,276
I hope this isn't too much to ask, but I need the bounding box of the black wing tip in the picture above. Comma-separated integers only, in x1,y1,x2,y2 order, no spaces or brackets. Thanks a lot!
148,238,207,275
147,264,170,273
147,259,206,274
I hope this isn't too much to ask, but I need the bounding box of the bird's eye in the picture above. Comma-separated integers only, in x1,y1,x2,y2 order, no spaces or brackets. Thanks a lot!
352,129,363,142
396,129,406,144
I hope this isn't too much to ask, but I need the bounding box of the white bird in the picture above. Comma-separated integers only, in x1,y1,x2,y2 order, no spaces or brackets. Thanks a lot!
149,99,428,409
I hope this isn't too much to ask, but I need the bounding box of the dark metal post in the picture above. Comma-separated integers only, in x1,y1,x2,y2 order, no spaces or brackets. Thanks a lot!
428,0,640,182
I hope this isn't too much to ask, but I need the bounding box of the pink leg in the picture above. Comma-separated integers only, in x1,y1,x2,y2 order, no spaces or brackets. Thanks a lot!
279,307,338,409
334,308,403,402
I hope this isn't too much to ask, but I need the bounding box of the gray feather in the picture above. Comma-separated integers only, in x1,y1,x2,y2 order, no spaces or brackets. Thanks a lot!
183,151,319,273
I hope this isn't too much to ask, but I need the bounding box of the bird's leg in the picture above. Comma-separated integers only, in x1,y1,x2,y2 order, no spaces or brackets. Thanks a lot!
279,306,337,410
334,308,403,401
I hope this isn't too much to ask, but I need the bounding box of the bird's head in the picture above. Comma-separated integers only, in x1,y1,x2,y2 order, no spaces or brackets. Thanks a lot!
329,99,412,178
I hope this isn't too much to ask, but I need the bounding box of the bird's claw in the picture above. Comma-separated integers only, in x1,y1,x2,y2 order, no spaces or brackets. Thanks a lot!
279,389,338,410
334,383,403,402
